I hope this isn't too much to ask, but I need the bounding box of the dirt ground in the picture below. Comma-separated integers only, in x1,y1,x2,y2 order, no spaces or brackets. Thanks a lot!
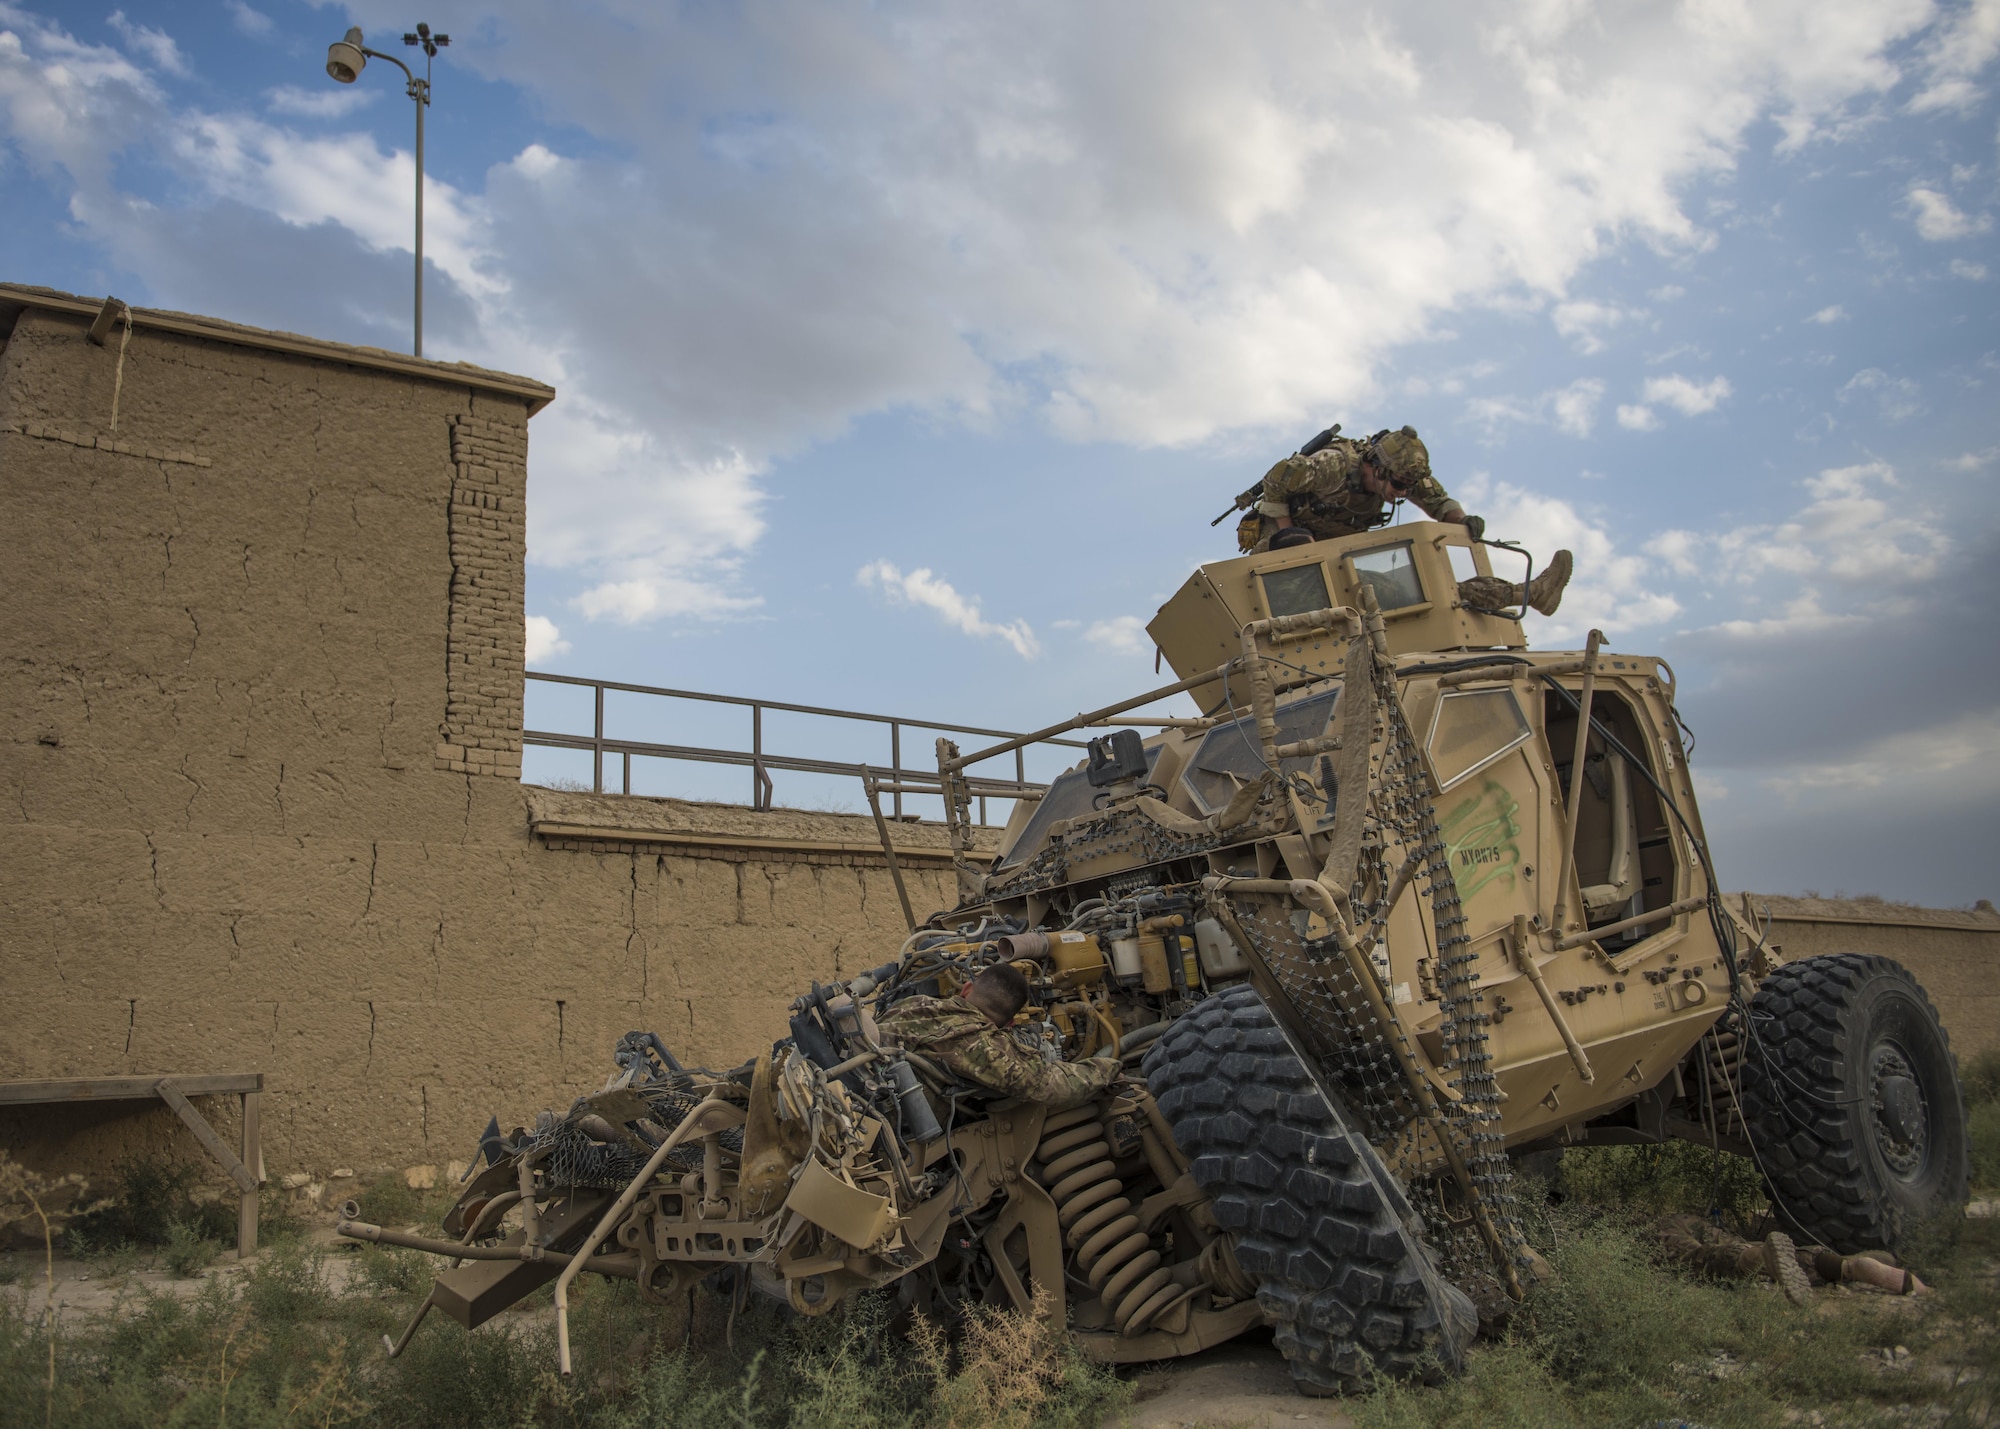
1107,1335,1353,1428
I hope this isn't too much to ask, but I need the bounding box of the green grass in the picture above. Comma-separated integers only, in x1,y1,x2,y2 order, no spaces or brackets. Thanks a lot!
11,1067,2000,1429
0,1243,1129,1428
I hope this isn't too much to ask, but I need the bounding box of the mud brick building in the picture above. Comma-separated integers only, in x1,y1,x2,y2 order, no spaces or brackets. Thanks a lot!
0,285,978,1184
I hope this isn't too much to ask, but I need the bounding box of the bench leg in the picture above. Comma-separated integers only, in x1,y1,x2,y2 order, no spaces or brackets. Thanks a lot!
238,1090,261,1260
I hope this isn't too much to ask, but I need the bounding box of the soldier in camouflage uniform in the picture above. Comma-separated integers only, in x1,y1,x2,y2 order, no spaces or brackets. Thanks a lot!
1233,426,1574,618
1651,1214,1927,1306
877,963,1121,1110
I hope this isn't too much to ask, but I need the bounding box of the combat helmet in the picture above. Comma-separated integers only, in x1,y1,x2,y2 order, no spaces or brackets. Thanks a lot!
1369,425,1430,488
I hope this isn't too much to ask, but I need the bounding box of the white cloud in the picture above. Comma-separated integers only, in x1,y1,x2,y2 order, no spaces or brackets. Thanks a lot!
106,10,187,76
1838,367,1923,421
1551,299,1645,355
1758,710,2000,807
524,615,570,662
0,0,1978,624
1648,284,1686,302
1806,304,1847,323
1467,377,1604,438
1617,403,1660,431
1641,373,1733,415
1951,258,1989,279
1083,616,1151,656
856,560,1039,659
1907,0,2000,114
264,85,376,119
225,1,272,38
1905,185,1991,240
1942,446,1999,471
1697,460,1951,591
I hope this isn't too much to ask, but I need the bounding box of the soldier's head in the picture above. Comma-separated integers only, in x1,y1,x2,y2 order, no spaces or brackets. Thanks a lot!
1361,426,1430,498
962,962,1030,1028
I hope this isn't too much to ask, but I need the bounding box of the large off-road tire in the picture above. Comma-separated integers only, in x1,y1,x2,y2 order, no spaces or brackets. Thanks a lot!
1740,953,1968,1254
1144,984,1475,1396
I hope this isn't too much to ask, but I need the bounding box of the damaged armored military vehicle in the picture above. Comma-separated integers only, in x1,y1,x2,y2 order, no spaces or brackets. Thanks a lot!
340,521,1970,1396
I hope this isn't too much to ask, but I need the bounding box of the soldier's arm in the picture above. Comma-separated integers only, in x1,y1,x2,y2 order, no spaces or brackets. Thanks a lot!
965,1031,1119,1110
1405,473,1465,524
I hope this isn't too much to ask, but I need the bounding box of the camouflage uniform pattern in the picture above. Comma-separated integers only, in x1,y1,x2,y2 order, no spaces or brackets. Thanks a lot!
1653,1214,1843,1283
1235,433,1463,555
877,995,1120,1110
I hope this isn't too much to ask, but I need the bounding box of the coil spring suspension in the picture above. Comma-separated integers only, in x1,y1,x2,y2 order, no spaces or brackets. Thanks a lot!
1034,1104,1180,1335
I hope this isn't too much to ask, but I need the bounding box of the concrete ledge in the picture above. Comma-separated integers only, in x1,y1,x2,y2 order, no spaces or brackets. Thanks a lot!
524,786,1005,866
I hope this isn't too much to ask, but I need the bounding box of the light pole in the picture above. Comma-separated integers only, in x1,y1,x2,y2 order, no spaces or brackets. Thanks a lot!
326,22,450,357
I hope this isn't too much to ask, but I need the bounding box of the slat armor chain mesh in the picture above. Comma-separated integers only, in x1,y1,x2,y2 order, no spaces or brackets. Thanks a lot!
527,1087,738,1190
1228,647,1528,1288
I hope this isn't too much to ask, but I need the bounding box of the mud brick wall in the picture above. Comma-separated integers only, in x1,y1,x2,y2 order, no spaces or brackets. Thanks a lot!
437,415,527,777
0,291,980,1190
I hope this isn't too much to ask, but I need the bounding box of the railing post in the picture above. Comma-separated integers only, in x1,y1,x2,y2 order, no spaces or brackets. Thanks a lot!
890,721,903,820
622,750,631,796
752,703,765,810
593,682,605,793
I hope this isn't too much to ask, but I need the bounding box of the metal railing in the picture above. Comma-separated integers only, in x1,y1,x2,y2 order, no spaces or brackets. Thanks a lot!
523,672,1091,824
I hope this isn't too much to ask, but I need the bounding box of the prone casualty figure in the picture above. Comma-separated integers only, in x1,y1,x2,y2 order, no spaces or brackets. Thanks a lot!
876,962,1121,1111
1220,424,1573,617
1653,1214,1930,1306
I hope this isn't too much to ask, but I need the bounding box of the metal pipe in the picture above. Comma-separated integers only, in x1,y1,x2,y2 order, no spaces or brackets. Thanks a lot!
1511,914,1594,1083
413,64,424,356
1437,656,1587,688
1553,630,1603,932
553,1096,734,1374
336,1219,639,1271
823,1047,882,1079
860,767,917,933
1552,895,1707,951
524,669,1089,744
944,658,1244,773
517,1157,540,1246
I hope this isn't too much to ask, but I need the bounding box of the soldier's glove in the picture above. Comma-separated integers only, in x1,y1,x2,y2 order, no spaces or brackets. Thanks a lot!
1463,513,1486,541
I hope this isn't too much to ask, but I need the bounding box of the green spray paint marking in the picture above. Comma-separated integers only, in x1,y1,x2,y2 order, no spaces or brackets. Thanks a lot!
1440,779,1522,903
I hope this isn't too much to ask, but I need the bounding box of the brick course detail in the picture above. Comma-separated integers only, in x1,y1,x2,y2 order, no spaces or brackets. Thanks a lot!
436,415,528,777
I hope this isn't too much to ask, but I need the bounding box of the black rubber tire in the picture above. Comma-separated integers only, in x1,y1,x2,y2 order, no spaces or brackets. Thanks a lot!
1144,984,1475,1396
1740,953,1968,1254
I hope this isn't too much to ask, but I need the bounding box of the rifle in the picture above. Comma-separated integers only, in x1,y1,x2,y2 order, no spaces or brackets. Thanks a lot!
1209,423,1340,526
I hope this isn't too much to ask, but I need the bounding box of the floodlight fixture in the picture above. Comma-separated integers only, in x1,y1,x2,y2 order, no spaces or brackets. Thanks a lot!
321,22,450,357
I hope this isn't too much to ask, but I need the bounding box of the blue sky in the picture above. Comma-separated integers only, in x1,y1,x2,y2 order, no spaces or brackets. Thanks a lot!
3,0,1997,903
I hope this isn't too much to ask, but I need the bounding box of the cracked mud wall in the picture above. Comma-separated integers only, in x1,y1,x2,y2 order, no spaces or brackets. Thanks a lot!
0,299,972,1183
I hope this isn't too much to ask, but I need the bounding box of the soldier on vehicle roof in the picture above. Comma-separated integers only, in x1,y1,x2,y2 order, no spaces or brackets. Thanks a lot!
876,962,1121,1110
1225,424,1574,618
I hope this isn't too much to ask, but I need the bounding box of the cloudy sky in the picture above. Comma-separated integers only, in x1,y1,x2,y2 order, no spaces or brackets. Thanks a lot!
3,0,1996,903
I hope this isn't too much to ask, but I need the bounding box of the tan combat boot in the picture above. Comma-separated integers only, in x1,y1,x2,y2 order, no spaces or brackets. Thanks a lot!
1763,1231,1813,1306
1523,549,1573,617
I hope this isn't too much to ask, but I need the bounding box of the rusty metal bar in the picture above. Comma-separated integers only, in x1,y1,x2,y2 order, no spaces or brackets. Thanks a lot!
524,672,1086,825
1552,894,1707,951
592,683,605,793
1553,630,1602,932
891,722,903,819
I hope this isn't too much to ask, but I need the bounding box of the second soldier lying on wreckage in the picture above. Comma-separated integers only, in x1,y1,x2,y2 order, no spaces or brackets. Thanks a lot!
1218,423,1575,618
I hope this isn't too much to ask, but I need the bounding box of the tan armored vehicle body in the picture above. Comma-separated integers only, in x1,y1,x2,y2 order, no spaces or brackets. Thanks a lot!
343,522,1970,1397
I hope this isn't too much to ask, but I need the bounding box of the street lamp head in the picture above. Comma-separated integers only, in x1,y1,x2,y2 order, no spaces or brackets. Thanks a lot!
326,28,366,83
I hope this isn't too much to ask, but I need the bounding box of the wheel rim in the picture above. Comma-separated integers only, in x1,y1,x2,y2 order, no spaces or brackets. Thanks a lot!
1868,1042,1928,1178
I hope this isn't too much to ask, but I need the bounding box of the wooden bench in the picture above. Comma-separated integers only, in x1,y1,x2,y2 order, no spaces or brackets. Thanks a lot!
0,1074,265,1257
